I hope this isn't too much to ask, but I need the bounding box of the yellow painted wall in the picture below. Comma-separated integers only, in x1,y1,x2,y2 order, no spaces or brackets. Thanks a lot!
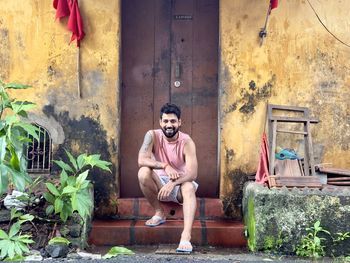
0,0,121,216
1,0,349,217
220,0,350,207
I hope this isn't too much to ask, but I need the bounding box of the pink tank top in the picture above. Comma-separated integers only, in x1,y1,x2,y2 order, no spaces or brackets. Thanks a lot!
153,129,190,173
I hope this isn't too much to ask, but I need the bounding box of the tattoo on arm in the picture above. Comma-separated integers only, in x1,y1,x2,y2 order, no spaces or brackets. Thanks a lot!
140,131,153,153
155,161,163,169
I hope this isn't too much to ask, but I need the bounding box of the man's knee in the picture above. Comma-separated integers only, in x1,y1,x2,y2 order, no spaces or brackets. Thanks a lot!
138,167,152,184
180,182,196,197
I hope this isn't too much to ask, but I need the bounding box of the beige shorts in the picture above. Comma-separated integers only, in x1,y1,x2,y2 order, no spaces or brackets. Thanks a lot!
154,170,198,204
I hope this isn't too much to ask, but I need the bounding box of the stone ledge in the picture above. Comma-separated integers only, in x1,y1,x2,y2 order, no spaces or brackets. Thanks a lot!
243,182,350,256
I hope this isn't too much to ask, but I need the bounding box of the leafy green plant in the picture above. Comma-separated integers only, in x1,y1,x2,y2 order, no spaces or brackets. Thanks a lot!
0,209,35,260
48,237,71,245
333,232,350,243
0,80,39,195
102,246,134,259
44,150,111,222
295,220,330,258
263,233,284,252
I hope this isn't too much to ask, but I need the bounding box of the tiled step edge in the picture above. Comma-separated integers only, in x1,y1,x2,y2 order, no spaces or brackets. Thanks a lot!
89,219,247,247
117,198,226,220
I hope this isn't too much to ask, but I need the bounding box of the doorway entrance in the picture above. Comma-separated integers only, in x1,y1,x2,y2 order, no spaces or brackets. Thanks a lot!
120,0,219,197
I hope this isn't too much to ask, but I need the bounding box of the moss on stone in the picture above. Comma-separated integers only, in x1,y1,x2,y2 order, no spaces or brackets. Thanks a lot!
243,182,350,256
246,196,256,251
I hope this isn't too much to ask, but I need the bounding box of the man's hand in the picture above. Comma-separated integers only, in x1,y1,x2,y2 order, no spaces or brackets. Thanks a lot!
158,181,176,201
164,165,180,181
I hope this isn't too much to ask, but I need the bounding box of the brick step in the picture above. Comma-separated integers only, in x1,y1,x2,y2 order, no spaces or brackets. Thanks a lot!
117,198,225,220
88,219,246,247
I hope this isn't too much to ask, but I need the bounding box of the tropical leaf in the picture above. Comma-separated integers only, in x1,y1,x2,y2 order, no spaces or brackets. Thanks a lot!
8,222,21,238
75,190,93,219
64,149,77,171
0,136,6,161
13,242,22,256
13,123,39,141
7,241,15,260
17,235,34,244
0,240,10,258
76,170,89,186
60,170,68,186
0,230,8,239
10,168,27,192
102,246,134,259
48,237,70,245
76,153,87,170
18,214,34,225
53,160,73,173
10,101,36,114
10,208,22,221
0,164,9,195
54,198,63,213
4,83,31,89
45,205,54,215
8,145,20,171
62,185,78,195
60,204,72,222
43,192,55,204
84,154,112,172
46,183,60,196
67,176,76,186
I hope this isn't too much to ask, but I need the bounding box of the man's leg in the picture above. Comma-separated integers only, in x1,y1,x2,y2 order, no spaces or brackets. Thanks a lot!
177,181,197,250
138,167,165,223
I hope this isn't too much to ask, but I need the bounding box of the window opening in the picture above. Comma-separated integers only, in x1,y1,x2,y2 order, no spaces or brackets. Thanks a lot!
26,124,52,174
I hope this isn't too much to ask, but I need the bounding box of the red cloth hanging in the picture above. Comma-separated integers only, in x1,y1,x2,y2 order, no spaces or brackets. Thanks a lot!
67,0,85,47
255,132,270,185
53,0,70,20
270,0,278,10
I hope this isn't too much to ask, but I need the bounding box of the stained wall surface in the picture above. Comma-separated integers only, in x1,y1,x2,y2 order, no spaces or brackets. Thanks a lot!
219,0,350,217
0,0,349,218
0,0,121,216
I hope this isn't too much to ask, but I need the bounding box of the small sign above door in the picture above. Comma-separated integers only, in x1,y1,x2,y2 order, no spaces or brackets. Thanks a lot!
174,15,192,20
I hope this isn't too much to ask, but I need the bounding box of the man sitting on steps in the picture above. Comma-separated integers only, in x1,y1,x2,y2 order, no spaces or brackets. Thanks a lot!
137,103,198,253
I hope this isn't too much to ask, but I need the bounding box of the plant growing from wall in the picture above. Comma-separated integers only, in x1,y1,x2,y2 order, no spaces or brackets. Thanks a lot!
0,80,39,195
44,150,111,222
295,220,330,258
0,209,35,260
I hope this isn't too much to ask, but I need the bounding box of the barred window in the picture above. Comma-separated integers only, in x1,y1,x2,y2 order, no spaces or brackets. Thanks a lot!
26,124,52,174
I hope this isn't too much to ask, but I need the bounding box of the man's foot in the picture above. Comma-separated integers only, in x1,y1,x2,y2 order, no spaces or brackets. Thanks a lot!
176,240,193,253
145,215,166,227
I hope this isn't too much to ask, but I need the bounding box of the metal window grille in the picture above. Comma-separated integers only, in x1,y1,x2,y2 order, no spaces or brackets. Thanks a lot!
26,124,52,174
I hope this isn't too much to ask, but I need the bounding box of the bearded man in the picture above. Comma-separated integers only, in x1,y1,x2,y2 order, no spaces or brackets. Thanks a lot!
137,103,198,253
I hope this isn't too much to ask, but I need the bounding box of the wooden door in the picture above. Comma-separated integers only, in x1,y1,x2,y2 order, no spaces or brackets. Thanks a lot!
120,0,218,197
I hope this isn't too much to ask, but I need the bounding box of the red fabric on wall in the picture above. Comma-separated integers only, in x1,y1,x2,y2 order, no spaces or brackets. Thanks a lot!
53,0,70,20
270,0,278,10
255,132,270,185
67,0,85,47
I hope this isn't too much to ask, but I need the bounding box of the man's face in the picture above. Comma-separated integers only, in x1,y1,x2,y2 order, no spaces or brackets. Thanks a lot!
159,113,181,138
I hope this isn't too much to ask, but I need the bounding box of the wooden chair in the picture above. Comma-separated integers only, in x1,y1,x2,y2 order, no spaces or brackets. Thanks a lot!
267,104,319,177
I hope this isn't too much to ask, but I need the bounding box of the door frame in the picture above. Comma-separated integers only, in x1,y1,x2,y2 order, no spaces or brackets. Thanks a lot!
117,0,222,198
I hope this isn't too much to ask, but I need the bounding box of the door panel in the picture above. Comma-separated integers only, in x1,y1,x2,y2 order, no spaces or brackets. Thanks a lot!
121,0,218,197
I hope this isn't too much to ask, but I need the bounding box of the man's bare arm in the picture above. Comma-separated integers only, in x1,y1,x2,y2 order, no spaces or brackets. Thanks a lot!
172,139,198,185
138,130,167,169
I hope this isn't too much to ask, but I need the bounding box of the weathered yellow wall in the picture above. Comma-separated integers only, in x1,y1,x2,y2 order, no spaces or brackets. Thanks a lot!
220,0,350,210
1,0,349,218
0,0,121,216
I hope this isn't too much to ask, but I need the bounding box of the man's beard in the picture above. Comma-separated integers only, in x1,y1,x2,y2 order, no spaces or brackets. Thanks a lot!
161,127,179,138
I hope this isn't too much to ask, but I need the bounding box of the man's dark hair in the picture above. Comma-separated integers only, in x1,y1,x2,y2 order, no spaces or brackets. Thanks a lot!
160,103,181,119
